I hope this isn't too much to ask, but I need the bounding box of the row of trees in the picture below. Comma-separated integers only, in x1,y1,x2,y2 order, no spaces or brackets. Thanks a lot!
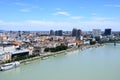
11,54,39,62
1,54,40,64
44,45,68,52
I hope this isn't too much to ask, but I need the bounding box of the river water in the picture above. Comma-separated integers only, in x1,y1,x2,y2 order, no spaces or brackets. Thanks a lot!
0,44,120,80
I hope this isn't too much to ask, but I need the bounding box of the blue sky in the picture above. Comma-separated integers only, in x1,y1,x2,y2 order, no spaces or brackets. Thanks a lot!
0,0,120,31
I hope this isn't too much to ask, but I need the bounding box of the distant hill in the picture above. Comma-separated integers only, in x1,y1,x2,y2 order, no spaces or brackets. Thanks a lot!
0,30,6,33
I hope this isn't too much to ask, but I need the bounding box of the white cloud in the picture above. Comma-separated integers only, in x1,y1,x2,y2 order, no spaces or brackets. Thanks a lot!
20,8,30,12
53,11,84,20
53,11,71,16
14,2,30,6
14,2,40,12
71,16,84,19
0,19,120,31
104,4,120,8
91,13,97,16
78,20,120,31
114,5,120,8
92,17,115,21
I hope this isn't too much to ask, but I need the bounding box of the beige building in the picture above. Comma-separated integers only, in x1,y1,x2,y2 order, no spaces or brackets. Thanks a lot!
0,52,11,62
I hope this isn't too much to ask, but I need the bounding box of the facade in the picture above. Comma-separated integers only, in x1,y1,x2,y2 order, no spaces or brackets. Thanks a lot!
52,36,64,41
76,29,82,40
72,28,82,40
33,46,45,54
72,28,77,36
11,49,29,60
83,40,90,45
55,30,63,36
104,28,112,36
50,30,55,36
0,53,11,61
92,29,101,37
0,45,16,51
0,49,30,62
67,41,76,47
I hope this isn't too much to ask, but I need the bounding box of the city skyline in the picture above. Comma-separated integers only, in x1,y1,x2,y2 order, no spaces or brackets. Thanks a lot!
0,0,120,31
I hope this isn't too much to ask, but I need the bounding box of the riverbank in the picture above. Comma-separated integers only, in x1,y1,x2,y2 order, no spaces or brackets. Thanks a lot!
1,44,120,80
19,56,40,63
0,43,104,65
40,43,103,58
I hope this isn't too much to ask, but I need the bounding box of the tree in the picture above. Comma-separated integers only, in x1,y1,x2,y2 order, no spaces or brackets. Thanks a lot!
44,45,68,52
90,41,96,45
50,47,56,52
44,47,50,52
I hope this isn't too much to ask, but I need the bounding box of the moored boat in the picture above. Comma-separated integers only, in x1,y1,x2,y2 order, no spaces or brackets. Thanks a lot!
41,57,49,60
24,61,30,65
0,61,20,71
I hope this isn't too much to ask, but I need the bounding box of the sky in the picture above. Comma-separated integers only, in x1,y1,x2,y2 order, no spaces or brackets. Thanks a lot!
0,0,120,31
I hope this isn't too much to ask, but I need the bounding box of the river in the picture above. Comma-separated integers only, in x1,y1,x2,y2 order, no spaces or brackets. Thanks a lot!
0,44,120,80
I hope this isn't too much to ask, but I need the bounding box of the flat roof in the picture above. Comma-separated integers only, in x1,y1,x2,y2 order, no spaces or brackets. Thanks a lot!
0,49,29,55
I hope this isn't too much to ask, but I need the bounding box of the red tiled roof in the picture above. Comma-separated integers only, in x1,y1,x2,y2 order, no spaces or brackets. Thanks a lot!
12,41,21,45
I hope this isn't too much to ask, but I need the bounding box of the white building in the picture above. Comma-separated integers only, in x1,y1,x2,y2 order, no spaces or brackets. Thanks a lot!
52,36,64,41
67,41,76,47
83,40,90,45
0,45,16,51
65,37,76,41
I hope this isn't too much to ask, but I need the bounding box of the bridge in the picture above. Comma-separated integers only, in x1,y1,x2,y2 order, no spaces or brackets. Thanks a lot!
113,41,120,46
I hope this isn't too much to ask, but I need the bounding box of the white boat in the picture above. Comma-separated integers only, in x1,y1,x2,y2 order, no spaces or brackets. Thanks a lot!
24,61,30,65
41,57,49,60
0,61,20,71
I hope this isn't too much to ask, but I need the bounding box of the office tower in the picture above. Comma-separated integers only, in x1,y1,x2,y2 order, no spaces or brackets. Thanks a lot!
72,28,77,36
55,30,63,36
104,28,112,35
50,30,55,36
76,29,82,40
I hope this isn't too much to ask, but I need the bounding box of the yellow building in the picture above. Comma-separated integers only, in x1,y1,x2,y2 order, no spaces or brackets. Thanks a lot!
4,53,11,61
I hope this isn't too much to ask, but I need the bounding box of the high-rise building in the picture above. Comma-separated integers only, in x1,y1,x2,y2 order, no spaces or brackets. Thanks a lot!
72,28,77,36
50,30,55,36
58,30,63,36
72,28,82,40
92,29,101,37
55,30,63,36
76,29,82,40
55,31,58,36
104,28,112,36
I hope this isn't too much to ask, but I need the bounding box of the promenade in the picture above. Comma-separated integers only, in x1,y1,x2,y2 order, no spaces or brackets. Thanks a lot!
21,43,103,63
0,43,103,65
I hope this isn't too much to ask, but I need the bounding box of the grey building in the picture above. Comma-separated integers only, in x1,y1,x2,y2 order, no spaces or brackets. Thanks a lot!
55,30,63,36
76,29,82,40
72,28,82,40
72,28,77,36
50,30,55,36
